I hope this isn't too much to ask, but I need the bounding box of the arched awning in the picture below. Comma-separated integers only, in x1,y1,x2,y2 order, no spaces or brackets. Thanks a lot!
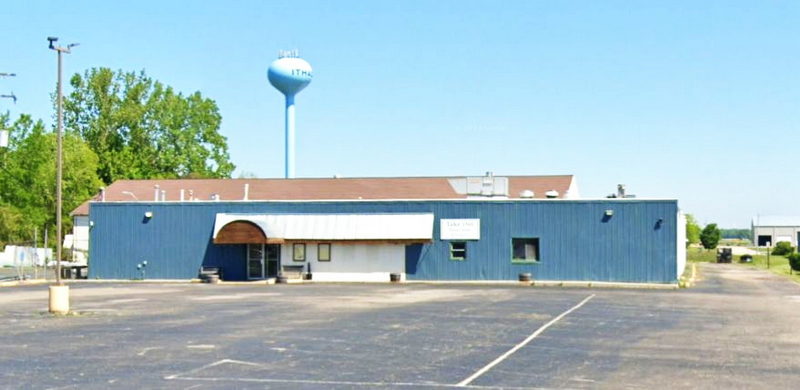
214,220,268,244
212,213,434,244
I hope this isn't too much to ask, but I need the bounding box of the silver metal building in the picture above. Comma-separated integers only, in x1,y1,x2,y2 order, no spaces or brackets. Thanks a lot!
751,216,800,247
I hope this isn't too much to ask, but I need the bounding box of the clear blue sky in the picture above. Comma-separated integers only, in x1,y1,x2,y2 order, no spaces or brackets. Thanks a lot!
2,1,798,228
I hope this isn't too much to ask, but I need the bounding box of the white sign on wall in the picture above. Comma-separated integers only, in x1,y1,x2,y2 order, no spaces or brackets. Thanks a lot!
440,219,480,240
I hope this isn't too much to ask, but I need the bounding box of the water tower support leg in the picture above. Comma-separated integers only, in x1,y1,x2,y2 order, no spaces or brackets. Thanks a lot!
285,94,296,179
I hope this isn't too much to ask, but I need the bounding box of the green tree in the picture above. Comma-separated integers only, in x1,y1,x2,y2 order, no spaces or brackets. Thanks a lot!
685,214,701,246
700,223,721,250
64,68,235,184
0,113,102,248
720,229,751,240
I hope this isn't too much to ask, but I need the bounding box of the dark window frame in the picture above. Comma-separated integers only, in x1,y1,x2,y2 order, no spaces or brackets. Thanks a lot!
318,243,331,262
511,238,540,263
450,241,467,261
292,243,306,262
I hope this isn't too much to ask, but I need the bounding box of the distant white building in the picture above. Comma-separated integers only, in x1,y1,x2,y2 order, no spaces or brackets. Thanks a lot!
751,216,800,247
0,245,52,267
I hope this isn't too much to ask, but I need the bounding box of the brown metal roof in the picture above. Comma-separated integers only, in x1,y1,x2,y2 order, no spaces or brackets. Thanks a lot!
70,175,575,216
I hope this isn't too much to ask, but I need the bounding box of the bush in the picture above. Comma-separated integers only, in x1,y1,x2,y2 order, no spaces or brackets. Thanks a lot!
788,253,800,272
771,241,795,256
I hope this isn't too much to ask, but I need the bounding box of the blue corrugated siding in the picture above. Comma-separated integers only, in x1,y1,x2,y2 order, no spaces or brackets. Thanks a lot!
89,200,678,283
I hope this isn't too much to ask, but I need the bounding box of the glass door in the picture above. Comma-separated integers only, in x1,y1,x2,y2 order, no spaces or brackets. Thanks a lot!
265,244,280,277
247,244,265,279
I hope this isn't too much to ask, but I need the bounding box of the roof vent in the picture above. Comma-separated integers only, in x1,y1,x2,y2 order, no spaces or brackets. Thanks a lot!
520,189,535,199
210,193,220,201
545,190,559,199
606,184,636,198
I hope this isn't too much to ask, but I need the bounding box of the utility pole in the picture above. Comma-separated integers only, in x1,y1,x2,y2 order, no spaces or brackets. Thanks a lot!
0,72,15,147
47,36,78,314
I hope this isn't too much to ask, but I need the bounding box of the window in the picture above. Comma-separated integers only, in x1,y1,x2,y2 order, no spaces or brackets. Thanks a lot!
512,238,539,263
450,241,467,260
293,243,306,262
318,243,331,262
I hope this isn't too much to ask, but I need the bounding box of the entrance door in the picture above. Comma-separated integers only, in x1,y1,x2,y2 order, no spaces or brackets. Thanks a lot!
265,244,280,277
247,244,265,280
247,244,281,279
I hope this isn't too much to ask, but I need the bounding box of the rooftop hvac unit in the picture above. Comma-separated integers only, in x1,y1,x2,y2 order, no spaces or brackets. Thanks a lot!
465,173,508,197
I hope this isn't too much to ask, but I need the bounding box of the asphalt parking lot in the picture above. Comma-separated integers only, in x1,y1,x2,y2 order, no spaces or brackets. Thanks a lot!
1,263,799,389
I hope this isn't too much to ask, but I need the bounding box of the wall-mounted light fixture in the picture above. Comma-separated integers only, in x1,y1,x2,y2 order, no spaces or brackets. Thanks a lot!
136,260,148,280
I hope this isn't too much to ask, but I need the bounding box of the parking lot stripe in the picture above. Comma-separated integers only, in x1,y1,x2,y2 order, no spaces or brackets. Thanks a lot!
166,359,545,389
456,294,596,387
169,375,540,389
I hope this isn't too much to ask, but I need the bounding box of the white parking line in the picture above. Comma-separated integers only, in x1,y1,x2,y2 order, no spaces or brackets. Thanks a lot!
186,344,216,349
456,294,596,387
165,359,547,389
190,293,280,301
164,297,595,389
137,347,162,356
108,298,148,304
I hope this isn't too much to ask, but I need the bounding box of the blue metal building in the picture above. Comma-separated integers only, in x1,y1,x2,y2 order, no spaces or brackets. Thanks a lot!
88,199,682,283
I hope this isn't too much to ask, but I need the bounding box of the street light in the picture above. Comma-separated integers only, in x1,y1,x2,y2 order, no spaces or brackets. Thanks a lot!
48,36,78,314
0,93,17,104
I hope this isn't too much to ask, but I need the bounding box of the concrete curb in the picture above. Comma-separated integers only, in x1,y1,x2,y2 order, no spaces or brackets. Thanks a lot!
15,278,678,289
679,263,698,288
531,280,678,289
0,279,49,288
67,279,195,284
400,280,679,289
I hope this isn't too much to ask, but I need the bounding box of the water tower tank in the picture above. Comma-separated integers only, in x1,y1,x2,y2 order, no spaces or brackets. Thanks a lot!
268,57,312,96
